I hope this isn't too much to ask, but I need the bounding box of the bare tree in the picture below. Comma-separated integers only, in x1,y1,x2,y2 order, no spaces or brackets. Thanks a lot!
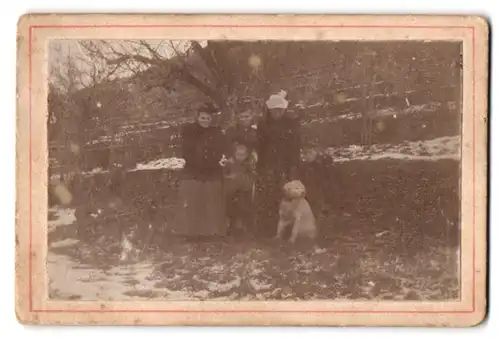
355,46,415,146
49,41,126,181
350,48,378,146
76,40,251,122
49,44,88,187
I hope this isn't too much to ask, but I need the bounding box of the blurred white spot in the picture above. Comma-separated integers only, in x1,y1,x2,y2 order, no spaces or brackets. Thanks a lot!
120,234,135,261
50,238,79,249
49,112,57,124
248,54,262,69
96,101,102,108
314,248,327,254
133,157,185,171
375,230,389,238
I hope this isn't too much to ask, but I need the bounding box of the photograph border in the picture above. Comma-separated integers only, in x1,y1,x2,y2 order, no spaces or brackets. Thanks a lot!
15,14,488,326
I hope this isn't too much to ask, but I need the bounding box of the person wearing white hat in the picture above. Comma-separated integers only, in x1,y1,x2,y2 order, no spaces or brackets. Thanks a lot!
264,90,289,118
253,91,301,238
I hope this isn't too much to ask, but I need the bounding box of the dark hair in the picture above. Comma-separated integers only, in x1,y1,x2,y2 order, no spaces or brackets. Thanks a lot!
197,102,219,115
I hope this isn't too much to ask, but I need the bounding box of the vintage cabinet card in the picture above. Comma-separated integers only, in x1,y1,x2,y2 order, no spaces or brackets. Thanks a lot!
15,14,488,326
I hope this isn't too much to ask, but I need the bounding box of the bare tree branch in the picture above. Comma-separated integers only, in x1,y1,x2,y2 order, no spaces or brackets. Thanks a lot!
178,66,222,104
74,39,236,117
139,40,163,60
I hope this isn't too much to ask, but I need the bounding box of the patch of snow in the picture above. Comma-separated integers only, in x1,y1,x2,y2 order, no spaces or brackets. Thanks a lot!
326,136,460,162
205,277,242,293
120,235,138,261
249,278,272,291
375,231,390,238
50,238,80,248
307,102,323,108
83,167,107,176
48,253,161,300
132,157,186,171
48,207,76,232
336,113,363,120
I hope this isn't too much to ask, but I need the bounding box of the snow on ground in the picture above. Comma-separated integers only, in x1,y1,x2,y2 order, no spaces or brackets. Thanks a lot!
51,134,460,179
131,157,185,171
83,167,107,176
48,250,161,300
48,207,76,233
63,135,463,176
47,206,459,301
47,210,258,300
48,236,234,300
51,101,454,179
129,135,460,171
51,238,80,248
325,136,460,162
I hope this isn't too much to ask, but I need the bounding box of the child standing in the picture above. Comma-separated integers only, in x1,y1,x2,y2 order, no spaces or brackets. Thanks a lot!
224,109,258,164
223,144,256,237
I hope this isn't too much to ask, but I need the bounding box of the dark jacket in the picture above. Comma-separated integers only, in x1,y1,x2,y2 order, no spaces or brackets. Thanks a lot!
181,122,225,181
256,115,301,179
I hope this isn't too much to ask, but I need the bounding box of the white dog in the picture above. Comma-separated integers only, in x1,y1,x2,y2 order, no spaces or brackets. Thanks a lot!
275,180,317,244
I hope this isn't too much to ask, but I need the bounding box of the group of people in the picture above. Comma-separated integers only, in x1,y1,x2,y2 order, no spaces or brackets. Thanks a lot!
172,92,332,240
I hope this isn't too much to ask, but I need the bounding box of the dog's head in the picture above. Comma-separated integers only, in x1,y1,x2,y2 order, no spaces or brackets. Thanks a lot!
283,180,306,199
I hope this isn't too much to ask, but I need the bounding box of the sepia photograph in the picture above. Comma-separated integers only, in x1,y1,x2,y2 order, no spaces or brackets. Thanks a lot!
15,14,488,326
47,38,463,302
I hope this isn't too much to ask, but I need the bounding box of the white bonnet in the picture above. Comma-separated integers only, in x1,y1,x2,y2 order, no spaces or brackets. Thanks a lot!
265,90,289,109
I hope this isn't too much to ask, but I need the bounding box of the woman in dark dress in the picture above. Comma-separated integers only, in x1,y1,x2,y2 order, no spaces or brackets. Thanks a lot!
173,103,227,238
254,92,301,238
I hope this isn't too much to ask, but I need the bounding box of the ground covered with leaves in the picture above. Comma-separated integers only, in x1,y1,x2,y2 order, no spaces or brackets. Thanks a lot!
48,158,460,302
48,231,459,301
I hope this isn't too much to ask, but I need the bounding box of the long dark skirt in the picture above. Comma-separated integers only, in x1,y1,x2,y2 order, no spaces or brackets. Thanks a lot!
172,178,227,237
254,168,288,238
225,189,254,234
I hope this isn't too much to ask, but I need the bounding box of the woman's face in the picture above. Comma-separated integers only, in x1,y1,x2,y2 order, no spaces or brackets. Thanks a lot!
269,108,285,120
197,112,212,128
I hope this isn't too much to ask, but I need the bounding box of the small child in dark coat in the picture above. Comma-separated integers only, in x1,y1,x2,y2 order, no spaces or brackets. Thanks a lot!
224,109,258,164
297,146,334,219
223,144,256,236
